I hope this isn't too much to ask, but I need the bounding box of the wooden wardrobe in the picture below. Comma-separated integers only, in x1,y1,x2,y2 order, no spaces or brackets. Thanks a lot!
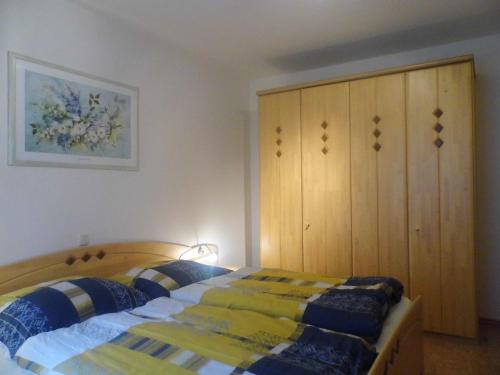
259,56,477,338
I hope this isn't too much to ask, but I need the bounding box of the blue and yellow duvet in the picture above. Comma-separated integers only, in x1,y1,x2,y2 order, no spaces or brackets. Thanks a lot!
171,268,403,342
15,299,376,375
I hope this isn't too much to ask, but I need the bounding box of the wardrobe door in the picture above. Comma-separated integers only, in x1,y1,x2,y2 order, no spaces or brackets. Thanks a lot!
376,74,408,291
407,68,442,332
301,83,351,277
260,94,281,268
408,63,476,338
259,91,303,271
438,63,476,338
350,78,379,277
350,74,408,289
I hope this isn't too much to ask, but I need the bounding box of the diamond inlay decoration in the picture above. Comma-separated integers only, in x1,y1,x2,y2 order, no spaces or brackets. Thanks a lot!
373,143,382,152
373,128,381,138
321,121,328,129
276,150,282,157
433,108,443,118
276,126,282,134
276,139,282,146
373,115,381,124
434,138,444,148
321,134,328,142
434,123,444,133
322,147,328,155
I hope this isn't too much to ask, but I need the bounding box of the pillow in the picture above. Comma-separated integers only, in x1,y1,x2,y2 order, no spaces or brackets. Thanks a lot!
0,342,9,359
108,260,176,287
0,276,82,307
0,277,150,358
131,260,231,299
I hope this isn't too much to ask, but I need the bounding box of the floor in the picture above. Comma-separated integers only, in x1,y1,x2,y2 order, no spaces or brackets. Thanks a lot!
423,320,500,375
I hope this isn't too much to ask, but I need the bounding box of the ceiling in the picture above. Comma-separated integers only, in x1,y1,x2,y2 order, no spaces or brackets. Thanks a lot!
74,0,500,79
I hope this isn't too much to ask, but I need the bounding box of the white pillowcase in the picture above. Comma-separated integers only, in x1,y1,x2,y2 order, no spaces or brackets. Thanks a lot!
0,342,10,359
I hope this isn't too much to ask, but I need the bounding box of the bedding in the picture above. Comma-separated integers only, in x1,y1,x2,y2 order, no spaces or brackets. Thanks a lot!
108,260,179,287
373,297,411,353
0,356,28,375
170,267,403,342
0,276,83,307
15,297,377,375
0,277,150,358
128,260,231,299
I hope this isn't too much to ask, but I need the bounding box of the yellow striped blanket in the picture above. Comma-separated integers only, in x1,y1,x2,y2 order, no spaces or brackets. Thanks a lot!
15,299,377,375
169,268,404,342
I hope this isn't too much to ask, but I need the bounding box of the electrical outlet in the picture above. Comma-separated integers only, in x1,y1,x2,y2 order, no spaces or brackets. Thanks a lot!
79,234,90,247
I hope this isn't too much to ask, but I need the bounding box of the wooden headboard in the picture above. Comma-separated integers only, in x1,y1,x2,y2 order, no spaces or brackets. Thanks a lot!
0,241,190,294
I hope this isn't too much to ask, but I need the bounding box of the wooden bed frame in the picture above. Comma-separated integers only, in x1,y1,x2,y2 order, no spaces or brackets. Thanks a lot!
368,296,423,375
0,241,423,375
0,241,190,294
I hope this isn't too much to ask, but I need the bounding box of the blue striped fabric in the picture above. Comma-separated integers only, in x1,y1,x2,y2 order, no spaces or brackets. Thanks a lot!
133,260,231,298
0,278,150,357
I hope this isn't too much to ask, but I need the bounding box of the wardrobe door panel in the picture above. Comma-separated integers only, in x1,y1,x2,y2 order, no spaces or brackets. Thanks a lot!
350,78,379,277
302,83,351,277
438,63,476,338
278,91,303,272
407,68,442,332
259,94,282,268
376,74,409,292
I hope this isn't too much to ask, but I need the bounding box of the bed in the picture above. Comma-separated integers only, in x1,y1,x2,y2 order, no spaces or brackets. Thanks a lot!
0,241,423,375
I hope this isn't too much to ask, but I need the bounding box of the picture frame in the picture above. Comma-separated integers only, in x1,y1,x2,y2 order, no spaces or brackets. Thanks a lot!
8,52,139,170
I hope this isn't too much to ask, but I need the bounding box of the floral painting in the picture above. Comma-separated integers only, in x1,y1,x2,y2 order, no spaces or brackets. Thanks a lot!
9,53,138,170
25,71,131,158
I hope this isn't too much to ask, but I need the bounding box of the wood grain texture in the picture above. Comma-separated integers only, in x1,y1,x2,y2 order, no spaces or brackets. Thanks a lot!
438,62,477,338
376,74,409,293
407,67,443,332
350,77,379,277
407,63,477,338
259,91,303,271
258,55,474,96
278,91,303,271
368,296,423,375
0,242,190,294
259,94,282,268
258,58,476,339
301,82,352,277
390,317,424,375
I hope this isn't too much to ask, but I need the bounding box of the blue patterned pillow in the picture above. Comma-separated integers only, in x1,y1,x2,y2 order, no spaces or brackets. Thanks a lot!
132,260,231,299
0,277,150,357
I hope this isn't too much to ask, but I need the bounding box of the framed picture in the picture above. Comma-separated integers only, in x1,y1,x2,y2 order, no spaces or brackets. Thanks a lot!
8,52,139,170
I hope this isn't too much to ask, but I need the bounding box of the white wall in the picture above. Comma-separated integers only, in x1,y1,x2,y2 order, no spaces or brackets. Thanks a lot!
0,0,248,266
248,33,500,320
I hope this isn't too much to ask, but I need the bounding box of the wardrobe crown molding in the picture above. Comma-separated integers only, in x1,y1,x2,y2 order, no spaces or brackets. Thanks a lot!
256,54,475,96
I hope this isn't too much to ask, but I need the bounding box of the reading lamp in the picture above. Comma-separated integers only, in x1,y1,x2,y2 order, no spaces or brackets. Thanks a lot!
179,243,219,265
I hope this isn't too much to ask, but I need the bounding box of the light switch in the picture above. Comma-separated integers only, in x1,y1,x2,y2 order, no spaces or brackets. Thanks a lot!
79,234,90,247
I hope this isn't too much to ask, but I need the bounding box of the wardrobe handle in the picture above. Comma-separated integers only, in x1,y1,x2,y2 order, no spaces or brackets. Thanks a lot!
305,224,311,231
